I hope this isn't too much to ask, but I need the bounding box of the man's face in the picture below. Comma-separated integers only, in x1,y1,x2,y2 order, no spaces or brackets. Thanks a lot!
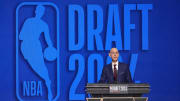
109,48,119,62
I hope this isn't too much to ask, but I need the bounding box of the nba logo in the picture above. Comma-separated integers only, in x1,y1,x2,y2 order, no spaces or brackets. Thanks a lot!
16,2,60,101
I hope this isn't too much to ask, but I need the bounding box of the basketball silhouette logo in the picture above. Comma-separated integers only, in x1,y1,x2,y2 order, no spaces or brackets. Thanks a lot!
16,2,60,101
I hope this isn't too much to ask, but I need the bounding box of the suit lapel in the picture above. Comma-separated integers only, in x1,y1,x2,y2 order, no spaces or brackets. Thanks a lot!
118,62,121,74
108,63,114,81
118,62,121,81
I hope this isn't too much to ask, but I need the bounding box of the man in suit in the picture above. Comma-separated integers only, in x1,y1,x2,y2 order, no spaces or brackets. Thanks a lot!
99,48,133,83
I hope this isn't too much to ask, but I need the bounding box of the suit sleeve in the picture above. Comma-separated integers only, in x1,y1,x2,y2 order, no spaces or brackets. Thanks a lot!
98,66,107,83
126,65,133,83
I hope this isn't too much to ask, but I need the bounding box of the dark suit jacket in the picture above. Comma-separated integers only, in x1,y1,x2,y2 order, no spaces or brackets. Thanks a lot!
99,62,133,83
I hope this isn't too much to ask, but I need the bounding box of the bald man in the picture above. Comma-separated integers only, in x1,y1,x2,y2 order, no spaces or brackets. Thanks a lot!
99,48,132,83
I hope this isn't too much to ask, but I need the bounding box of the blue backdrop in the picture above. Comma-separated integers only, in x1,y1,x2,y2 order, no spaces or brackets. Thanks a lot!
0,0,180,101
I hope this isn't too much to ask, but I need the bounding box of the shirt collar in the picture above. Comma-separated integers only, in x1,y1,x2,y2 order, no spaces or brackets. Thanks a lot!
112,61,118,66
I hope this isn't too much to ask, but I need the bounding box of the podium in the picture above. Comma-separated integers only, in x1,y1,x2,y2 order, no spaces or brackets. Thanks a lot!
86,83,150,101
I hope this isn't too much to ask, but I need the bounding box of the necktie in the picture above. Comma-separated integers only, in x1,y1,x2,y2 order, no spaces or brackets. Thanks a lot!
113,64,117,81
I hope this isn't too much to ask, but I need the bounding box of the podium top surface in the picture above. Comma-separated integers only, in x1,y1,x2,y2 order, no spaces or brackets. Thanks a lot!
86,83,150,88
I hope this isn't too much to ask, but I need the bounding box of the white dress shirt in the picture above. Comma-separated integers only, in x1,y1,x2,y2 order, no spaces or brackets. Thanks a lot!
112,61,118,73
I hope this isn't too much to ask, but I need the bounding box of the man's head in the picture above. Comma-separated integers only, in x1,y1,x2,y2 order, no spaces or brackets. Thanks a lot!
109,48,119,62
35,5,45,18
